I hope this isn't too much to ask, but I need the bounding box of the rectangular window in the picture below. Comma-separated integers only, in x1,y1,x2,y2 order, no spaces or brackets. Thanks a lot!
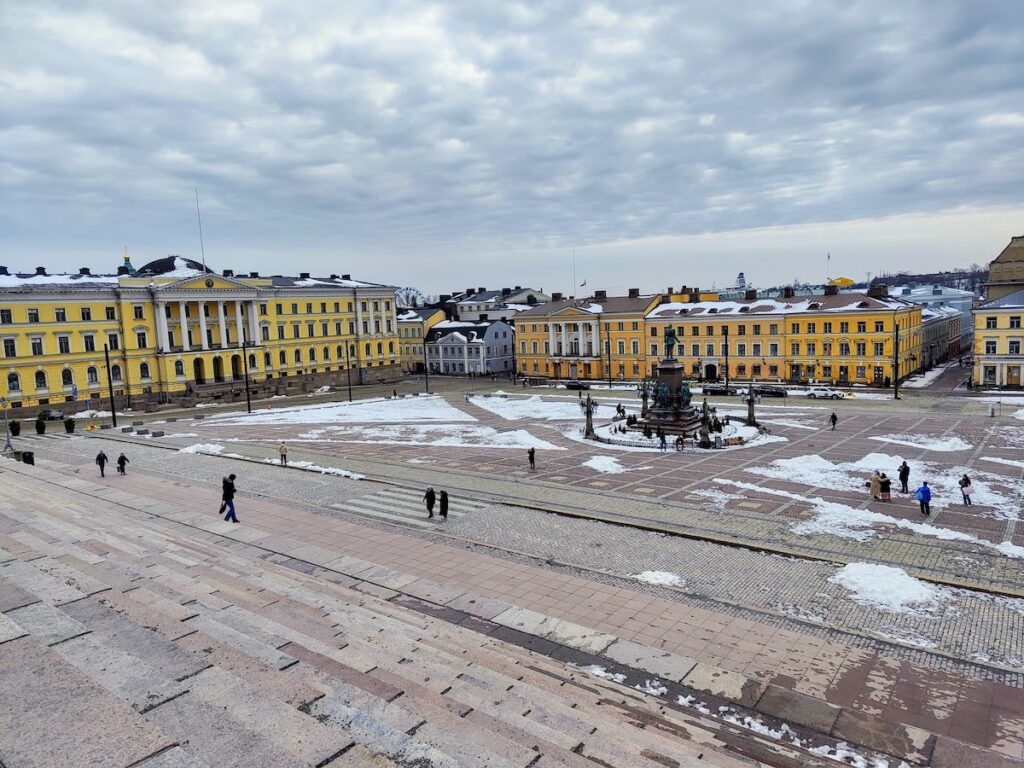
291,303,298,314
650,327,657,337
1011,317,1021,329
0,309,11,324
1010,341,1021,355
769,365,778,376
839,322,849,333
720,342,728,356
631,322,639,331
107,333,119,350
874,342,884,356
807,322,816,333
133,305,145,320
373,301,379,312
307,322,315,337
705,326,713,336
753,364,762,376
691,343,699,357
275,304,283,315
839,342,851,356
79,307,91,321
738,343,746,356
292,324,300,339
856,342,866,356
28,309,39,323
136,331,147,348
650,343,658,356
55,307,67,322
769,343,779,356
31,338,44,355
334,302,340,313
84,334,95,352
856,366,866,379
321,322,328,336
277,324,285,340
306,303,313,314
2,339,14,357
752,324,761,335
58,336,70,354
348,321,355,335
822,365,833,378
823,322,832,333
791,322,799,334
985,340,997,354
721,325,729,336
320,302,327,313
986,317,997,329
856,322,866,333
105,307,115,320
617,340,625,354
768,324,778,335
823,341,833,356
806,341,816,356
335,321,342,335
706,342,714,356
737,325,745,335
629,340,638,355
875,321,884,332
261,326,270,342
752,343,762,356
791,342,800,355
737,364,746,375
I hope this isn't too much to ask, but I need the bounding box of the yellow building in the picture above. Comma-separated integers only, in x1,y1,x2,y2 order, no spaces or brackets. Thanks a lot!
645,286,923,386
983,235,1024,301
514,290,661,382
396,307,446,373
973,288,1024,388
0,254,400,416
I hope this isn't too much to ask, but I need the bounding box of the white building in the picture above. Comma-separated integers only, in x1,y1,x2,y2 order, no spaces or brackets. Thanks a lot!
425,320,514,375
450,287,549,322
891,284,975,353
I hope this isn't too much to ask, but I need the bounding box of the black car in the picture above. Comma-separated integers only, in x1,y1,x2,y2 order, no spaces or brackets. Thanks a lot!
754,385,787,398
37,408,65,420
702,383,737,396
564,380,590,390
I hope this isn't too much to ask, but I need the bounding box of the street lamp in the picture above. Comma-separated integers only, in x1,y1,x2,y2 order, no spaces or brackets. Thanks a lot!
344,343,354,401
241,341,252,414
0,397,12,454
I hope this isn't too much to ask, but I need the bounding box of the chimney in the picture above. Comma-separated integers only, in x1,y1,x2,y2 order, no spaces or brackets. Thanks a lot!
35,266,47,276
552,292,564,301
342,274,351,280
689,292,701,303
744,289,757,300
867,284,888,299
79,267,92,276
628,288,640,298
0,266,9,276
783,286,796,298
678,285,689,296
594,290,607,300
223,269,234,277
299,272,310,279
501,287,511,296
249,271,259,278
439,294,451,303
329,273,338,279
117,266,129,276
466,287,474,295
514,285,521,290
478,286,486,293
824,285,839,296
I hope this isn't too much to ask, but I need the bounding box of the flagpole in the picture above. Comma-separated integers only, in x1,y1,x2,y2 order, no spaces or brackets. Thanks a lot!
826,252,830,285
572,248,577,300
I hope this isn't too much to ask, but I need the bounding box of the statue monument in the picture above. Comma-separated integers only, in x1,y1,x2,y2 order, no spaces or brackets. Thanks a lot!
632,327,701,436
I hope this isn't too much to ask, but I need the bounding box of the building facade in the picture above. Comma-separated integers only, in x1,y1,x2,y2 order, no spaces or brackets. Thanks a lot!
425,320,514,375
451,287,549,322
973,289,1024,388
891,283,974,356
984,236,1024,302
397,308,446,373
0,256,400,415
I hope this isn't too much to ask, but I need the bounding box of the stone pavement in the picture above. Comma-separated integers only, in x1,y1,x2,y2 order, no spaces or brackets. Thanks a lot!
2,448,1022,765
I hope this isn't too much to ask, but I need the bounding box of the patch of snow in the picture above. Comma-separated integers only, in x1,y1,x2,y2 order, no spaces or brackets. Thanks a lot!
830,563,948,615
472,394,588,421
178,443,225,454
574,664,626,683
980,456,1024,470
902,363,954,389
294,423,562,450
689,488,747,504
261,458,363,479
868,434,972,452
72,409,119,419
634,679,668,696
583,455,652,474
206,395,476,425
165,432,199,438
633,571,683,587
675,695,711,715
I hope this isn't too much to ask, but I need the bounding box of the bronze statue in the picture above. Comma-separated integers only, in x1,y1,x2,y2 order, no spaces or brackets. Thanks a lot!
664,327,678,360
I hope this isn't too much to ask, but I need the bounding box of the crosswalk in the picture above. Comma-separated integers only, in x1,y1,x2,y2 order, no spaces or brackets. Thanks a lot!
331,486,491,528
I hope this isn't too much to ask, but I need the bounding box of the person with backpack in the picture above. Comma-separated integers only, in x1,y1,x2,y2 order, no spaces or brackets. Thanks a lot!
897,461,911,494
116,453,129,475
958,474,973,506
915,482,932,516
95,451,108,478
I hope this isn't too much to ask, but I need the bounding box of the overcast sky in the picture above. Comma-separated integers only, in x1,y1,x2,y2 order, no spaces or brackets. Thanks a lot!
2,0,1022,295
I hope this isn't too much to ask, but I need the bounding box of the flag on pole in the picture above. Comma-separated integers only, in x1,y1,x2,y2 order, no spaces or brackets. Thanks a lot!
579,279,587,287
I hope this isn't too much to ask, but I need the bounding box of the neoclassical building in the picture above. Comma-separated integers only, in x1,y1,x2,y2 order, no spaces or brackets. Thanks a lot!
0,254,400,415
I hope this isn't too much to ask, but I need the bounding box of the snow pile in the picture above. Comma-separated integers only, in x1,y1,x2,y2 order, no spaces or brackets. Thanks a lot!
72,409,119,419
261,458,363,479
868,434,972,452
676,695,711,715
830,563,948,615
633,571,683,587
902,363,953,388
312,385,332,394
472,394,587,421
990,426,1024,447
295,423,561,450
574,665,626,684
179,443,225,455
689,488,747,504
980,456,1024,470
583,456,651,474
746,454,866,492
207,395,476,425
635,679,668,696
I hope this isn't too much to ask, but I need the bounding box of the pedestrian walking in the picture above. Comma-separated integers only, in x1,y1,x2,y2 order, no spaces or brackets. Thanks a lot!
439,490,449,519
898,461,911,493
221,474,239,523
866,470,881,500
95,450,108,478
879,472,892,502
279,443,288,465
116,453,129,475
424,486,436,518
829,412,838,431
915,482,931,516
527,447,535,470
958,474,973,506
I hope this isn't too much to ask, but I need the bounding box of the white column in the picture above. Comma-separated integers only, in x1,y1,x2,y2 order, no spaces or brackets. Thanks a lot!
217,301,227,348
463,341,469,373
591,321,598,356
561,324,567,355
234,301,245,347
178,301,190,352
198,301,209,350
248,302,259,344
548,323,555,353
156,302,169,351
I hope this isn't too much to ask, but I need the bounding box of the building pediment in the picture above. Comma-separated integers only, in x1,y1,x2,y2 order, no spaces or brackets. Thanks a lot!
156,274,259,293
550,306,592,318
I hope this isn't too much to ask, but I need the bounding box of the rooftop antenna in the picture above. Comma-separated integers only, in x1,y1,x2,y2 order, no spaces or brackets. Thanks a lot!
195,188,207,271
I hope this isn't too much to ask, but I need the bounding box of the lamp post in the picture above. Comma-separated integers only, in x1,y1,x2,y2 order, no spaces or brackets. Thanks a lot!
422,338,430,394
344,343,353,401
0,397,12,454
605,321,612,388
103,344,118,428
241,341,252,414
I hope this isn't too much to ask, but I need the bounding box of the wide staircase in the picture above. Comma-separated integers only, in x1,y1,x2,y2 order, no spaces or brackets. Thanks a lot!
0,453,1012,768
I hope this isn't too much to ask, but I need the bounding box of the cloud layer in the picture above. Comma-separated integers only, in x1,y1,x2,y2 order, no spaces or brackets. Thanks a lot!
1,0,1022,290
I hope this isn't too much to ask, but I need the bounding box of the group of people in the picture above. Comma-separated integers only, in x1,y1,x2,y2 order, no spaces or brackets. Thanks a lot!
422,486,449,519
865,461,974,516
94,451,129,477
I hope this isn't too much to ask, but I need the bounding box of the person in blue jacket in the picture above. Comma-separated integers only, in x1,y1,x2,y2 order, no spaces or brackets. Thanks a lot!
915,481,932,516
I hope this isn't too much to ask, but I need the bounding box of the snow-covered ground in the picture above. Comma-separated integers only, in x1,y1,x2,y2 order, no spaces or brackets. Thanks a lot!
205,395,476,425
471,394,590,421
296,423,562,450
829,563,948,615
901,362,955,389
582,456,652,474
633,571,684,587
868,434,972,452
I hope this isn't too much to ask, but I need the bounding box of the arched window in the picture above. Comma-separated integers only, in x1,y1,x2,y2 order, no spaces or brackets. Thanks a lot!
264,352,272,368
111,364,122,382
87,366,99,384
323,346,330,361
174,360,184,376
388,341,394,354
336,345,343,361
139,362,151,379
365,343,371,356
377,342,383,355
61,368,74,386
35,371,47,390
279,350,287,366
7,373,19,391
294,349,302,363
248,354,256,369
309,347,317,362
350,344,356,358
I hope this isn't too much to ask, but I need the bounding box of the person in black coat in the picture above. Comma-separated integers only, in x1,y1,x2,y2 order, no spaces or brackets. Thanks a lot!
898,461,911,493
439,490,449,519
116,453,129,475
527,447,535,470
95,451,108,477
220,474,238,522
424,487,436,518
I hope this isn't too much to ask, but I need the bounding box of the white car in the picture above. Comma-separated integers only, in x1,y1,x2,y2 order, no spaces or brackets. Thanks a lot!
807,387,845,400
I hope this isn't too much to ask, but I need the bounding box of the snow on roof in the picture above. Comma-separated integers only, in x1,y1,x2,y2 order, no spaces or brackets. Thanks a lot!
161,257,206,278
585,303,603,314
647,293,911,319
502,303,534,312
0,272,117,288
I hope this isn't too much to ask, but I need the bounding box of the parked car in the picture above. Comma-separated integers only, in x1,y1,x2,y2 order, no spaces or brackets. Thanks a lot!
564,380,590,390
739,385,787,398
36,408,65,420
806,387,844,400
702,383,738,396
